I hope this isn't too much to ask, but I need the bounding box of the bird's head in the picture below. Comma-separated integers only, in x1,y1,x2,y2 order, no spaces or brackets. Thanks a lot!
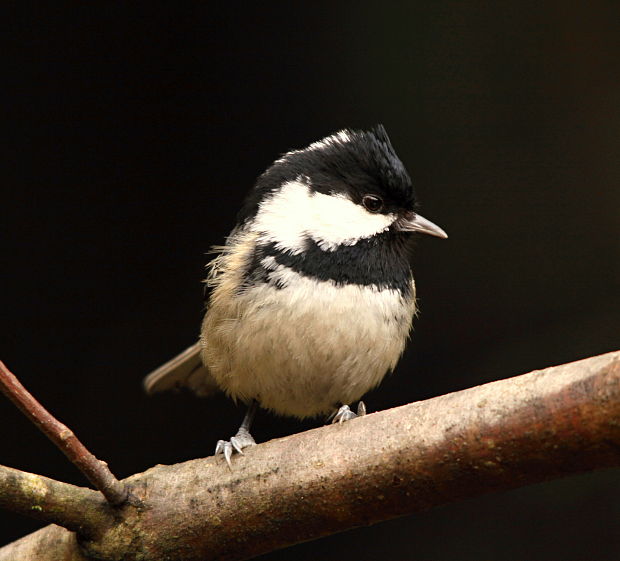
241,125,447,254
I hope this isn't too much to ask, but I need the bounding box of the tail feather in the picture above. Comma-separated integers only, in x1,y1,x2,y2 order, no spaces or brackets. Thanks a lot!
143,342,219,397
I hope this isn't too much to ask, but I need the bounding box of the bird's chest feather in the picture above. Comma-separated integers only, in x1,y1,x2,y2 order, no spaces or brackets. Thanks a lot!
201,241,416,417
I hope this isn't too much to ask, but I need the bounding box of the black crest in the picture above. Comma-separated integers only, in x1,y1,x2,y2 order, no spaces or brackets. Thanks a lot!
238,125,417,223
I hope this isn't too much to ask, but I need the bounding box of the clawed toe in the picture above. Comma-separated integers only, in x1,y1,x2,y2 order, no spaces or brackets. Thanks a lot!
330,401,367,424
215,428,256,468
215,401,258,469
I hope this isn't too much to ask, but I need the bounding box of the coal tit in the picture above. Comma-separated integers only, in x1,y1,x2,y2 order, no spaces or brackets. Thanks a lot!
144,125,447,466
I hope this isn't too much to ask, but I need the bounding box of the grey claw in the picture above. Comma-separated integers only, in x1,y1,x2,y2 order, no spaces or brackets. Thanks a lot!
331,405,352,423
215,430,256,469
357,401,367,416
223,442,233,469
331,401,367,424
338,406,352,423
215,439,226,455
230,437,244,455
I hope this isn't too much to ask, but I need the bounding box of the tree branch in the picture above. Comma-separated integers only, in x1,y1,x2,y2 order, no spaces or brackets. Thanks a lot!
0,526,89,561
0,464,113,538
0,350,618,561
0,361,128,505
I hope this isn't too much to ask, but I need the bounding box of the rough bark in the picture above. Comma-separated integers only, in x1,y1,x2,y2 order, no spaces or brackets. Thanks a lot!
0,526,89,561
0,465,112,537
0,350,619,561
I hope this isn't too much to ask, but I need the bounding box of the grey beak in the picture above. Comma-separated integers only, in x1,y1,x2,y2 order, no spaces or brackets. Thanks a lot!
396,212,448,238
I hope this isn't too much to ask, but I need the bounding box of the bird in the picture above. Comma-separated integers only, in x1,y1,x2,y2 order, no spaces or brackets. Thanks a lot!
143,125,447,467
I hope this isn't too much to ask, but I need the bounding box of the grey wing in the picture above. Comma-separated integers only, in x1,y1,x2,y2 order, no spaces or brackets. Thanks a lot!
143,342,220,397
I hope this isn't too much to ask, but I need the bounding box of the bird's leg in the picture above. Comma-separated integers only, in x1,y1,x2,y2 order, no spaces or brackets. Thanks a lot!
329,401,367,424
215,400,258,468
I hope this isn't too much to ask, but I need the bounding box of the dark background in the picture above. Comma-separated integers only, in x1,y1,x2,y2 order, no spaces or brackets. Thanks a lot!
3,3,619,559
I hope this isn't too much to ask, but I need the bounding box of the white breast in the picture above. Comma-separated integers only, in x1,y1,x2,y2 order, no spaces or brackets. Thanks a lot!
201,260,416,418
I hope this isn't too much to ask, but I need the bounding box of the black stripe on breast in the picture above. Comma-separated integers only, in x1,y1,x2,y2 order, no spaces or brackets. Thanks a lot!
243,230,414,296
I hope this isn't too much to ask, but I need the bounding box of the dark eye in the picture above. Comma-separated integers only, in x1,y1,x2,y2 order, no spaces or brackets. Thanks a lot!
362,195,384,213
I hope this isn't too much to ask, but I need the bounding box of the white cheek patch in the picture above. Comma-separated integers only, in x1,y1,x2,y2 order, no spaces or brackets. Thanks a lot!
250,180,395,253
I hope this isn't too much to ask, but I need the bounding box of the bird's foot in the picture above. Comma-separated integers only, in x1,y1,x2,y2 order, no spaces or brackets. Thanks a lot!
215,427,256,469
330,401,367,424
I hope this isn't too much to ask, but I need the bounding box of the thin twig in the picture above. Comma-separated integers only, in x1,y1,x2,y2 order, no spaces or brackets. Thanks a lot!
0,361,128,505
